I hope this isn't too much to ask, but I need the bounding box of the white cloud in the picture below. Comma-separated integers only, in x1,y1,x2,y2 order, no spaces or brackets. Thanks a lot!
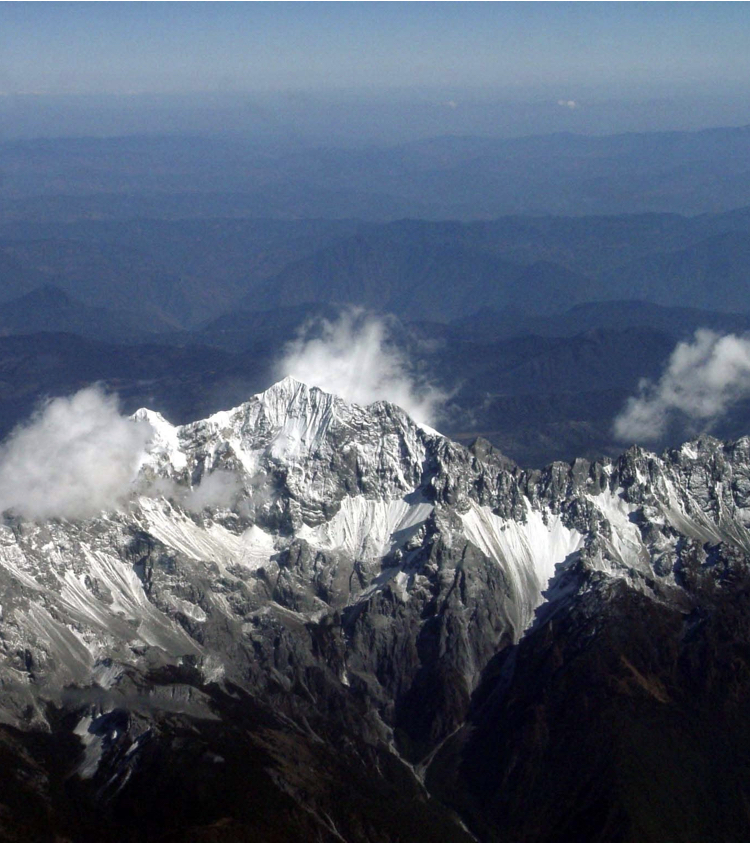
557,99,577,109
0,386,153,520
614,329,750,442
276,308,447,427
182,470,242,513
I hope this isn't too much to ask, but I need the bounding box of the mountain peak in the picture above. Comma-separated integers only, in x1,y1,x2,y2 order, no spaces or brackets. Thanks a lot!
266,374,308,392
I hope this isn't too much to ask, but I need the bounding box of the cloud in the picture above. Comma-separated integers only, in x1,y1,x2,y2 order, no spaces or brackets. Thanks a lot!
614,329,750,442
557,99,577,109
182,470,242,513
0,386,153,520
276,309,447,427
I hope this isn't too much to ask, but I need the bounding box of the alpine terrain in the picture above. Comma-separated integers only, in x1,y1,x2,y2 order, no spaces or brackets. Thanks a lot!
2,377,750,840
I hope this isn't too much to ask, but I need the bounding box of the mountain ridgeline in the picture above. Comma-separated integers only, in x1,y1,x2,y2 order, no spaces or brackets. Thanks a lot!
2,379,750,839
5,207,750,331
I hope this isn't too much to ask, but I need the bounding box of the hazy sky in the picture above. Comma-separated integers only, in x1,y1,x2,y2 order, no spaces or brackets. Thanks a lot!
2,2,750,96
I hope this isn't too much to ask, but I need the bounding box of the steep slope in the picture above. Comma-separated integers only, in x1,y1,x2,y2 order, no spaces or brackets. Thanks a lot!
2,379,750,838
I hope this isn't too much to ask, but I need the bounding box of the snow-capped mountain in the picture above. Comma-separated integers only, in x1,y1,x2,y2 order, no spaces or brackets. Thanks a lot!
3,377,750,840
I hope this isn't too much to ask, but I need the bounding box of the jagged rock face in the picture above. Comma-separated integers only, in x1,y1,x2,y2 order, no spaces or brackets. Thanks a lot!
136,375,431,530
3,378,750,839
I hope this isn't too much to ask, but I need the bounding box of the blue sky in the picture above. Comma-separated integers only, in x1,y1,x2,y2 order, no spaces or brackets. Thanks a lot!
2,2,750,95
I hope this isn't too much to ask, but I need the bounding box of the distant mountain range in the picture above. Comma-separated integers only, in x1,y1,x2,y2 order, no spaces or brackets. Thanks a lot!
449,300,750,343
3,126,750,467
3,204,750,330
4,124,750,219
243,213,750,322
0,218,360,326
0,286,173,340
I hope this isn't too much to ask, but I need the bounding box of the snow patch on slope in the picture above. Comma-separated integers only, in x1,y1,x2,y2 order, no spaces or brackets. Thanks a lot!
298,495,433,559
137,498,275,569
587,488,650,569
460,500,583,635
74,713,104,779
